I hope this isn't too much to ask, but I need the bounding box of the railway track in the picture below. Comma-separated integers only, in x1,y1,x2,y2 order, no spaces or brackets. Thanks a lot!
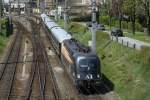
21,17,61,99
0,22,23,99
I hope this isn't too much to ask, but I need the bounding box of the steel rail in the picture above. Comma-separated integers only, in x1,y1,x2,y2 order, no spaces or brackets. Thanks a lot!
24,31,39,100
40,37,60,100
8,32,23,99
13,19,43,100
37,40,46,100
24,42,38,100
15,17,39,100
30,16,61,99
0,23,23,99
31,18,45,100
23,17,47,100
0,31,18,80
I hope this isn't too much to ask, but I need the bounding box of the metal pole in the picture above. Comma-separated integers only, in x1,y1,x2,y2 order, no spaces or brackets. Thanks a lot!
28,0,32,16
55,0,58,21
18,0,20,15
0,0,3,33
2,0,4,16
24,1,26,14
91,0,97,53
30,0,32,14
9,0,11,15
51,0,54,9
9,0,11,25
38,0,40,8
64,0,68,31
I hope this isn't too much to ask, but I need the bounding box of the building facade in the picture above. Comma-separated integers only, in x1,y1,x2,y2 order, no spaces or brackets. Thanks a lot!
66,0,100,16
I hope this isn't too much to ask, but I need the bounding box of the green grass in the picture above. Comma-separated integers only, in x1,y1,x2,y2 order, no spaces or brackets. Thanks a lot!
100,40,150,100
58,20,150,100
0,18,8,36
0,35,9,54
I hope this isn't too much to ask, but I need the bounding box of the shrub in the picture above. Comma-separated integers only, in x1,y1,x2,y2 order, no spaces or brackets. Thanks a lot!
69,22,87,33
0,17,13,37
128,21,143,32
71,16,91,22
135,22,143,32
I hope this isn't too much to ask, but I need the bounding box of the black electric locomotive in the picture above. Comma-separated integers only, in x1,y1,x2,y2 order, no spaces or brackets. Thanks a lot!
61,39,101,87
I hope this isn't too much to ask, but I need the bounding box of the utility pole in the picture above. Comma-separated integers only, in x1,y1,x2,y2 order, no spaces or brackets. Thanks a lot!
30,0,32,15
37,0,40,9
55,0,58,21
64,0,68,31
0,0,3,33
8,0,11,25
91,0,97,53
51,0,55,9
18,0,20,16
97,2,100,24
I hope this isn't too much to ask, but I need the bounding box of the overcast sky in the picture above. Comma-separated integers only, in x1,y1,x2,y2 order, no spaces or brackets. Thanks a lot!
4,0,9,3
4,0,13,3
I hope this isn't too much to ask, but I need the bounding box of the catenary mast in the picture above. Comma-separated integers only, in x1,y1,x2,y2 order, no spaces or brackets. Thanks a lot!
91,0,97,53
64,0,68,31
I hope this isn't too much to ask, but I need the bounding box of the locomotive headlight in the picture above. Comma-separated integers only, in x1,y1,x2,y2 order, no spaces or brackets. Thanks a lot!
90,74,93,79
97,75,100,78
77,74,80,79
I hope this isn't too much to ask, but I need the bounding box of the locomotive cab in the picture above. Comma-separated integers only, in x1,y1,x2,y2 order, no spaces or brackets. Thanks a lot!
74,54,101,87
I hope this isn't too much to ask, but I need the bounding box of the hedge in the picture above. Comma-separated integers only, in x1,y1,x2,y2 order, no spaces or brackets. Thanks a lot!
0,17,13,37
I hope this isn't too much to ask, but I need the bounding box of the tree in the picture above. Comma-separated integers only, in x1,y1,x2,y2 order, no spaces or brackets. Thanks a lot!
102,0,116,29
123,0,137,34
117,0,123,29
138,0,150,36
97,2,100,24
109,0,123,29
107,0,113,29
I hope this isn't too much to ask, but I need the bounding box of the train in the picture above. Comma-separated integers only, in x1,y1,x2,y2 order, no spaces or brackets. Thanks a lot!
41,14,101,88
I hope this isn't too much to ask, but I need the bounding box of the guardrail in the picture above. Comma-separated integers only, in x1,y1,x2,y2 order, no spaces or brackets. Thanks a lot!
111,36,150,50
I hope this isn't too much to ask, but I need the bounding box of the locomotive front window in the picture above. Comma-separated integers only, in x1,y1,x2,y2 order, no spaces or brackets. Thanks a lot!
79,59,98,68
79,59,88,68
88,59,97,68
